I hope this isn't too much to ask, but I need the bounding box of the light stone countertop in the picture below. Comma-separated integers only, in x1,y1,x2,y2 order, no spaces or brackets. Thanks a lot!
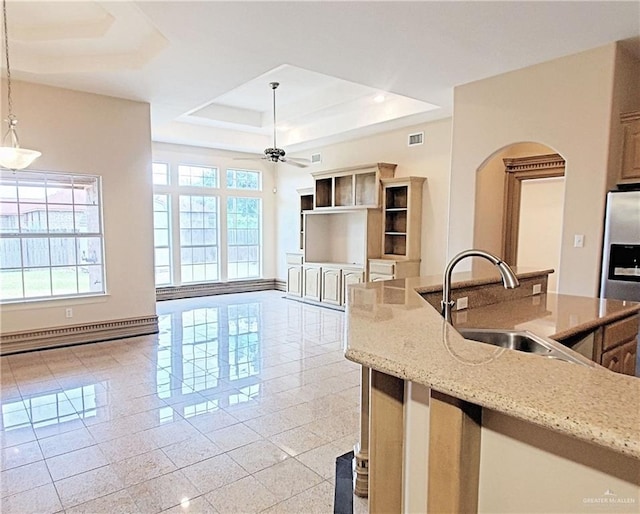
344,272,640,459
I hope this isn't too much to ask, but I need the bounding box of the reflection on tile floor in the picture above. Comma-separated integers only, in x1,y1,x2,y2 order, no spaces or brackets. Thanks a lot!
0,291,369,513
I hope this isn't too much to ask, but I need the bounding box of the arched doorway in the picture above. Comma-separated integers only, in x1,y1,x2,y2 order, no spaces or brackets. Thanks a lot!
473,142,566,292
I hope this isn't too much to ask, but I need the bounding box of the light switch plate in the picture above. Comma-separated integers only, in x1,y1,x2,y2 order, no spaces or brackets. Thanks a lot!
573,234,584,247
456,296,468,310
532,284,542,295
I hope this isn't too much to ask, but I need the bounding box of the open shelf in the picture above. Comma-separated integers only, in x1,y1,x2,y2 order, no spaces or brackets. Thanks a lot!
384,234,407,256
385,185,408,209
355,172,376,206
299,193,314,250
315,178,332,208
335,175,353,207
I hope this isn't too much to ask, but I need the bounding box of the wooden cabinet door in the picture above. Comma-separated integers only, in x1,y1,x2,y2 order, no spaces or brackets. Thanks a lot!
601,348,621,373
303,266,321,301
621,114,640,181
321,268,342,305
619,339,637,376
342,269,365,305
286,266,302,297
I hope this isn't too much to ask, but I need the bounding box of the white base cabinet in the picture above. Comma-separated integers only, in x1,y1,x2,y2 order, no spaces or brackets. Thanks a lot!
303,265,322,302
321,267,342,306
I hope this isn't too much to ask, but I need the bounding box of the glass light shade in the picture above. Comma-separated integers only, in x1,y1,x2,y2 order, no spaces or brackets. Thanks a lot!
0,146,42,170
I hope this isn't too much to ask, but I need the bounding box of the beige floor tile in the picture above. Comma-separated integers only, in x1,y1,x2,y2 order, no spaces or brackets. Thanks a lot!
146,419,201,448
296,443,343,480
54,464,124,509
112,448,177,487
353,494,369,514
269,425,329,457
0,482,62,514
180,453,248,495
1,460,52,498
227,439,289,473
205,475,278,513
98,431,160,463
254,458,324,502
183,409,240,433
46,444,109,481
205,423,261,452
161,433,222,469
39,427,97,459
0,292,357,513
0,426,36,450
243,411,301,438
160,494,218,513
65,488,139,514
1,439,43,470
128,470,201,513
263,480,335,513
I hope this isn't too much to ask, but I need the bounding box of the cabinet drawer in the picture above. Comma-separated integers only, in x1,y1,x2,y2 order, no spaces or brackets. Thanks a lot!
370,272,392,282
370,261,395,275
602,315,639,351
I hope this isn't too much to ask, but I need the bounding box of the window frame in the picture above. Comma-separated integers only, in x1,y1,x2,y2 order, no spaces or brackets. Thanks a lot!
0,170,106,303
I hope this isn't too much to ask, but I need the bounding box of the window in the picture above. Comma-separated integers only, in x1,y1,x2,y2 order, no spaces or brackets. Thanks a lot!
153,162,169,185
179,165,218,188
179,195,219,283
153,194,171,285
226,169,261,191
152,161,264,286
0,171,104,302
227,197,261,279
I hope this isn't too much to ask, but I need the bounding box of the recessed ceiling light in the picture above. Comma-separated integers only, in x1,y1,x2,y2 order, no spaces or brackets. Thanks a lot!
374,94,386,103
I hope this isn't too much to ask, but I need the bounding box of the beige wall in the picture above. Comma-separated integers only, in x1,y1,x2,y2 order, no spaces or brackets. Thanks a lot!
473,142,554,260
517,177,565,292
449,44,618,296
1,80,156,333
151,142,278,280
277,118,453,280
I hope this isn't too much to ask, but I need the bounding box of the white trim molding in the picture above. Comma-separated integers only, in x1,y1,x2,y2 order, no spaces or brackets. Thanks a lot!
0,315,159,355
156,278,280,301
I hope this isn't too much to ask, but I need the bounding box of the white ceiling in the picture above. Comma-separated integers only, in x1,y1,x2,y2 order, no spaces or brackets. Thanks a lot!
4,1,640,155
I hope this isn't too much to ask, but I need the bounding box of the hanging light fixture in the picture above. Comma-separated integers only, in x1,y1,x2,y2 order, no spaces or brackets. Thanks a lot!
0,0,40,170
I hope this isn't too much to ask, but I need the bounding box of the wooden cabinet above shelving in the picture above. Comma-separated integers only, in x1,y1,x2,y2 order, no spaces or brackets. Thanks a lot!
311,163,397,209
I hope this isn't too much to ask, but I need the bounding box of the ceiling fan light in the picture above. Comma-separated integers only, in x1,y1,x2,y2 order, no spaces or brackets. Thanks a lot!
0,146,41,170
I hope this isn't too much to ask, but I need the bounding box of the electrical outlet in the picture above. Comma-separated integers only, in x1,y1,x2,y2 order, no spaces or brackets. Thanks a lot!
65,308,73,318
456,296,468,310
532,284,542,295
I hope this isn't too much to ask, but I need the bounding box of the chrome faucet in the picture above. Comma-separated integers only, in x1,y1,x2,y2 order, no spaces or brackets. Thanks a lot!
441,249,520,325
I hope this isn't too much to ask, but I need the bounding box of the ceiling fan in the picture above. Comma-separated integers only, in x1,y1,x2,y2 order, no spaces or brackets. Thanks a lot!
257,82,310,168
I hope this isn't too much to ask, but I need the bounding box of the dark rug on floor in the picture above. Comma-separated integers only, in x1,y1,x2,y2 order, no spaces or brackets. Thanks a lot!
334,451,355,514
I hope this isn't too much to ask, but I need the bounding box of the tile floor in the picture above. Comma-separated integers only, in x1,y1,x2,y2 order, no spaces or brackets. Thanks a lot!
1,291,369,513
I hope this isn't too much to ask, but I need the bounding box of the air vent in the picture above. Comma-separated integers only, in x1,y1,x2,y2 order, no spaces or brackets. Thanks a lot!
408,132,424,147
311,153,322,164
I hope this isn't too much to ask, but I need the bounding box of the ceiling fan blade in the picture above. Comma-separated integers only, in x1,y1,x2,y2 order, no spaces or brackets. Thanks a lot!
232,156,265,162
281,158,308,168
287,157,312,164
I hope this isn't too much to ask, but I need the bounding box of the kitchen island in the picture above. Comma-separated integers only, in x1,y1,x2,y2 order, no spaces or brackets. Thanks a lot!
344,271,640,513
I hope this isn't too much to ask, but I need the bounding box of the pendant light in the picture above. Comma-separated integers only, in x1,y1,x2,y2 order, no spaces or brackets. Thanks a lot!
0,0,40,170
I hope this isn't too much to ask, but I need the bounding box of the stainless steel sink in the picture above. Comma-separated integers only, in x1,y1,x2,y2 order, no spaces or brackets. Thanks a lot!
457,328,598,367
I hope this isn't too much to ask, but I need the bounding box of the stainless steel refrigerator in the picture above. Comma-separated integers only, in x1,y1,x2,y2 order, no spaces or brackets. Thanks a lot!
600,190,640,301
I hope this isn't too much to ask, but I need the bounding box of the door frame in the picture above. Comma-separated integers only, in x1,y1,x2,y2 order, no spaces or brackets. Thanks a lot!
501,153,565,265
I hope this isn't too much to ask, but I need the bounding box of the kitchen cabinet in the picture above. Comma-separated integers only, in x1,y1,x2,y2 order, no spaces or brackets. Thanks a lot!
596,314,638,375
303,265,321,302
342,268,365,304
321,267,342,306
369,258,421,281
620,110,640,182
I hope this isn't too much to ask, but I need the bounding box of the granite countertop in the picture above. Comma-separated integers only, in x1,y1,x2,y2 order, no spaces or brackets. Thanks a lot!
344,273,640,459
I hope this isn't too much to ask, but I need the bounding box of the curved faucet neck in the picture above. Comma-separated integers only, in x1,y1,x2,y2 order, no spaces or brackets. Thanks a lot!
441,250,519,325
